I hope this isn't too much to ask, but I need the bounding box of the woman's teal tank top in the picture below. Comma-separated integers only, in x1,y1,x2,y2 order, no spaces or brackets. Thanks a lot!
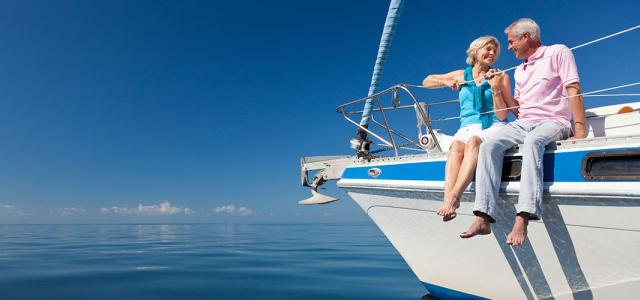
458,65,500,129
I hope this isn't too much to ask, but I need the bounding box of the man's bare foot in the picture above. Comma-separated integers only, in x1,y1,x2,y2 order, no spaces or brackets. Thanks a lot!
460,215,491,238
506,213,529,246
437,195,460,222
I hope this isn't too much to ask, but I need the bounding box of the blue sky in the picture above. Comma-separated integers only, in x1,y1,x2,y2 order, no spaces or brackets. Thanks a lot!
1,0,638,223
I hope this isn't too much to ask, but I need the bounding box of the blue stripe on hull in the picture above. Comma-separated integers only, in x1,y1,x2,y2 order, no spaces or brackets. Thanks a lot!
342,147,640,182
343,160,446,181
422,281,488,299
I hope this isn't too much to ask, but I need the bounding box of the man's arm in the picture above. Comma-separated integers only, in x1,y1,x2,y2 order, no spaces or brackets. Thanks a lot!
487,70,507,120
566,82,587,139
486,69,519,118
500,73,519,117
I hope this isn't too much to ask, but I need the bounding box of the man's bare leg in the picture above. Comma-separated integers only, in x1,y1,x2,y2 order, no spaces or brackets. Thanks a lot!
438,141,465,221
506,212,529,246
460,213,492,238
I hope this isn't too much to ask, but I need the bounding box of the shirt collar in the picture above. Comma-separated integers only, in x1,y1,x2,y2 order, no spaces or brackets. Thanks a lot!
524,45,546,63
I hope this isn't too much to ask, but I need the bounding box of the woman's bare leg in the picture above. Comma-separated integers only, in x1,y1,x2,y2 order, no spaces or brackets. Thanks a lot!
438,141,465,220
443,136,482,221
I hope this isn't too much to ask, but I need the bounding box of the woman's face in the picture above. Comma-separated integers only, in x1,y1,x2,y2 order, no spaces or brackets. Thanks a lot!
475,42,498,66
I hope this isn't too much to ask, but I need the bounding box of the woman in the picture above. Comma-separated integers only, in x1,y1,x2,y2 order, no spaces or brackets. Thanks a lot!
422,36,517,221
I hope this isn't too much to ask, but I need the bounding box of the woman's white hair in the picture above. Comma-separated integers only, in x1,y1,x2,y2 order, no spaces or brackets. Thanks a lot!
466,36,500,66
504,18,541,42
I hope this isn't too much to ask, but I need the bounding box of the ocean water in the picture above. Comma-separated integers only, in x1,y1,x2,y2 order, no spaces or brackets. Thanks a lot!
0,223,430,300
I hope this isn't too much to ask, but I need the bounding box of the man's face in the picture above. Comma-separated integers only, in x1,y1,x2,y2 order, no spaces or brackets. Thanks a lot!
507,29,529,60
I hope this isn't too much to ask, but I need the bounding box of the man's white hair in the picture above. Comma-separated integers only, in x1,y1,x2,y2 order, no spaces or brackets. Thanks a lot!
504,18,541,42
466,36,500,66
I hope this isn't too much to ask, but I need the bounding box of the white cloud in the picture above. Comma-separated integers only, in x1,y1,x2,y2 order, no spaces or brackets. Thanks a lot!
0,203,31,216
58,207,86,216
214,205,233,213
236,207,253,216
100,201,194,215
213,204,254,216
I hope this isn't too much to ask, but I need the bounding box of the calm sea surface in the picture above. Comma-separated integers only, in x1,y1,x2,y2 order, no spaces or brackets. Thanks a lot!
0,223,431,299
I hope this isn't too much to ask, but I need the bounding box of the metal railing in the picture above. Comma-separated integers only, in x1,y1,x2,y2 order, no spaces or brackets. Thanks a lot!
336,84,454,156
337,82,640,157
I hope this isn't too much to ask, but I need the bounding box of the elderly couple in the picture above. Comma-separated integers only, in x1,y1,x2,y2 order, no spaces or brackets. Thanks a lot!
422,18,587,246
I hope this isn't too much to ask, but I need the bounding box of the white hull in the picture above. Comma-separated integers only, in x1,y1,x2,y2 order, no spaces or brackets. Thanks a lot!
343,187,640,299
301,102,640,298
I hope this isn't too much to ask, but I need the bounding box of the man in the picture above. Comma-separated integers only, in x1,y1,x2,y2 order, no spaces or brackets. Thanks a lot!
460,18,587,246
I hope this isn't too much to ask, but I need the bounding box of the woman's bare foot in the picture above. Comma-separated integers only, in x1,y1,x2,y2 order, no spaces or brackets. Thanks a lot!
506,213,529,246
460,215,491,238
437,195,460,222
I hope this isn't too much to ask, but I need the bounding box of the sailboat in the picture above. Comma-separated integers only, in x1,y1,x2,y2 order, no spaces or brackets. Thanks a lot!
299,1,640,298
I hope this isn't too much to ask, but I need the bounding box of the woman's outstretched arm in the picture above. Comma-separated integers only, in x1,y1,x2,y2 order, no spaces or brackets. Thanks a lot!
422,69,464,90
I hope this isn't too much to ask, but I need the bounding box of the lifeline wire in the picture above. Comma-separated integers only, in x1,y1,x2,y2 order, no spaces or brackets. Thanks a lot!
406,24,640,89
582,94,640,97
430,81,640,122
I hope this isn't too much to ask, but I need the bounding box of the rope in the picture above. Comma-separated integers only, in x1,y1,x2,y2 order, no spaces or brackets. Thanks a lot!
430,81,640,122
359,0,404,126
407,24,640,88
371,140,419,154
583,93,640,98
405,93,640,109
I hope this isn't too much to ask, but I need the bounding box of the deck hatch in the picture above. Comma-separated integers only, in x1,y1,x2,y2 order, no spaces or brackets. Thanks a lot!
501,156,522,181
582,150,640,180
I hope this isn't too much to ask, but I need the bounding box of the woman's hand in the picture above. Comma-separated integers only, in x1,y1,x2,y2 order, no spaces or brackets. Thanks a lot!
486,69,503,92
442,77,462,91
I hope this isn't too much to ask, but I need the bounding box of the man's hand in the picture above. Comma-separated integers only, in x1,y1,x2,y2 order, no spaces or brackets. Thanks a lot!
566,82,587,139
571,121,587,139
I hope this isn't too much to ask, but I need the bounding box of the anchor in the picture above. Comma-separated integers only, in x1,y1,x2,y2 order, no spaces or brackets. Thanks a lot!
298,156,352,205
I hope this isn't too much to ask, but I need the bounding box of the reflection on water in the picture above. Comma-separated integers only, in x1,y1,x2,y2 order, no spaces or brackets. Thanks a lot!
0,223,426,300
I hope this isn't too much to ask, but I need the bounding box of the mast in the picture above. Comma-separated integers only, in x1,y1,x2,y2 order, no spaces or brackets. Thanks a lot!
351,0,405,154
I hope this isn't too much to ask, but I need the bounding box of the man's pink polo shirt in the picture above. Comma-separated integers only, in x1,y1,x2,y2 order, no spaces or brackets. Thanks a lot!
513,44,580,128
